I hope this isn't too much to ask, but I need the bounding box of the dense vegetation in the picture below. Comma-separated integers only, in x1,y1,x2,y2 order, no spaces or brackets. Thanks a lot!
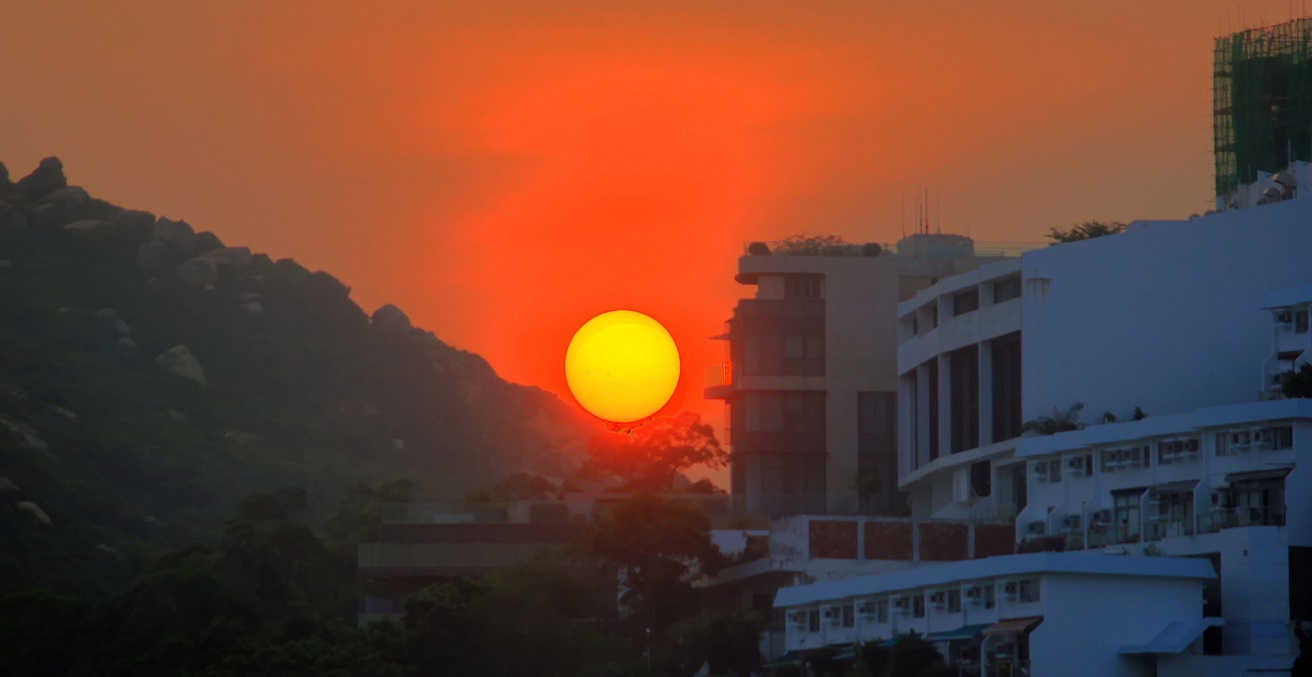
0,158,595,597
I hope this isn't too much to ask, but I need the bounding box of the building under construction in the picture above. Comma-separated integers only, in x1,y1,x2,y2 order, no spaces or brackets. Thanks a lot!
1214,17,1312,205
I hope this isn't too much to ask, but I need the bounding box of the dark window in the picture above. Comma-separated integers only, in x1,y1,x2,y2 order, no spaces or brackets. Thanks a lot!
952,288,979,316
1011,463,1028,513
912,595,925,618
947,589,962,613
857,392,897,510
1186,552,1223,655
808,609,820,633
970,461,991,498
949,346,980,453
927,360,940,460
993,276,1022,303
785,275,823,299
1112,489,1144,542
1298,310,1310,334
842,604,854,628
991,332,1022,442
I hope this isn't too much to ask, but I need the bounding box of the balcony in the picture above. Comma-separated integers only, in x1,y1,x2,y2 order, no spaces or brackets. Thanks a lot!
1197,506,1287,534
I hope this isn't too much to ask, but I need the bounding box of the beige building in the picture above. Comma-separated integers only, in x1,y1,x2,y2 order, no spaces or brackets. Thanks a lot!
706,234,1020,516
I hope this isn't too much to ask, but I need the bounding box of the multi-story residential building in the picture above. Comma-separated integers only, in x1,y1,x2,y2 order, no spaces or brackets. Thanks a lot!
1016,396,1312,660
706,234,1024,516
895,199,1312,523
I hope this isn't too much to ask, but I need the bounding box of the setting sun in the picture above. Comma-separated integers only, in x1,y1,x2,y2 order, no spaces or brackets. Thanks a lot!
565,310,680,425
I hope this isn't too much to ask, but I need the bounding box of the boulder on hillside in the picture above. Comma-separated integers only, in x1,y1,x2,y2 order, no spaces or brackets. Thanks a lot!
15,157,66,199
176,256,218,287
93,308,131,337
153,217,196,258
0,211,28,237
193,230,224,255
0,161,8,186
63,219,107,232
201,246,252,267
372,304,412,335
0,415,47,451
109,209,155,240
136,240,169,272
16,501,52,527
155,345,207,385
43,186,89,205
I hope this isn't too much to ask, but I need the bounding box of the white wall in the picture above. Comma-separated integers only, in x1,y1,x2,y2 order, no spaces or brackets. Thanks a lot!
1021,199,1312,422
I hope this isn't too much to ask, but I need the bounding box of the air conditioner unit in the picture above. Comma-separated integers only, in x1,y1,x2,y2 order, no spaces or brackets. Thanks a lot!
822,606,840,624
1003,581,1018,598
1184,438,1200,453
1253,428,1273,450
857,601,876,617
892,597,910,613
1027,520,1046,535
1211,490,1231,510
1063,514,1082,530
1092,509,1113,525
788,610,807,626
964,586,983,602
1067,457,1085,474
1033,462,1049,480
928,591,946,607
1276,310,1294,325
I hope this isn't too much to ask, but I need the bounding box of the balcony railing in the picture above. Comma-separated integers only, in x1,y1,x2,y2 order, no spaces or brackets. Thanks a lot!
1144,518,1195,541
1197,506,1286,533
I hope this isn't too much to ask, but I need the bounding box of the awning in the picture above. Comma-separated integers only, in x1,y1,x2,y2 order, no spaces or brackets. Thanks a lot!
1120,617,1223,654
1226,468,1292,484
763,650,802,668
1151,480,1199,494
830,646,856,662
926,623,991,642
982,616,1043,638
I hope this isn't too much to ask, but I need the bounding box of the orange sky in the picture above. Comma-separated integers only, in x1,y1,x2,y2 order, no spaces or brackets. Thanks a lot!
0,1,1297,451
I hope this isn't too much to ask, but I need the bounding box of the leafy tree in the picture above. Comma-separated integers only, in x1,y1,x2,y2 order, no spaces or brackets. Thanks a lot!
856,639,890,677
1047,220,1125,243
466,472,560,503
580,493,724,642
1283,363,1312,399
883,631,943,677
322,480,417,550
1021,402,1085,435
1292,624,1312,677
671,609,767,676
579,411,727,492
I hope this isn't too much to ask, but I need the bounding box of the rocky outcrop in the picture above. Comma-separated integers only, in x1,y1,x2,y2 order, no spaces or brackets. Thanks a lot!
0,477,18,493
176,256,218,287
0,211,26,236
43,186,89,205
93,308,132,338
193,230,224,255
15,157,66,199
109,209,155,240
153,217,196,258
16,501,52,527
0,415,48,451
0,161,8,186
63,219,108,232
372,304,412,335
238,302,263,314
201,246,252,267
155,345,206,385
136,240,168,272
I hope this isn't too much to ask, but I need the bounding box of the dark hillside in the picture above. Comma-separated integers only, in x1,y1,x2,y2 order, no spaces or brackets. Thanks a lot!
0,157,596,596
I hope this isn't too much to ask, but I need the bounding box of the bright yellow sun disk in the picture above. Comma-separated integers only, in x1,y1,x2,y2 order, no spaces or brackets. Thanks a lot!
565,310,680,424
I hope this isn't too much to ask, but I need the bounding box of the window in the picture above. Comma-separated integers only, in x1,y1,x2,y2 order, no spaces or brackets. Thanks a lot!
1017,579,1040,603
1113,489,1144,542
842,604,854,628
1157,437,1200,465
947,589,962,613
983,584,996,609
993,276,1022,303
948,345,980,453
875,599,889,623
808,609,820,633
1298,310,1310,334
912,594,926,618
784,275,823,299
952,288,979,316
1101,445,1149,472
990,333,1022,442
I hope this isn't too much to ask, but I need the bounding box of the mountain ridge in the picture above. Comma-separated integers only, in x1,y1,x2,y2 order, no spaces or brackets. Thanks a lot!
0,156,598,596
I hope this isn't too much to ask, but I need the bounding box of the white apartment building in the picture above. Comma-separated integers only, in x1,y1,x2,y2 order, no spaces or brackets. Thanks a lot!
1016,397,1312,660
773,551,1239,677
895,198,1312,523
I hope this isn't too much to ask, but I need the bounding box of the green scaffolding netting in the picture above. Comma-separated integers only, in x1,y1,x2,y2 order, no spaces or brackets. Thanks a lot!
1214,17,1312,197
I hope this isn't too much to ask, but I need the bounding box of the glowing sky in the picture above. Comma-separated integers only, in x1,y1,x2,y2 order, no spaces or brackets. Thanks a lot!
1,1,1294,438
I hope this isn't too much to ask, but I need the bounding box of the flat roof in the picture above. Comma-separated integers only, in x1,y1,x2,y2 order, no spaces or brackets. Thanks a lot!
1015,398,1312,458
774,551,1215,608
1261,283,1312,309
